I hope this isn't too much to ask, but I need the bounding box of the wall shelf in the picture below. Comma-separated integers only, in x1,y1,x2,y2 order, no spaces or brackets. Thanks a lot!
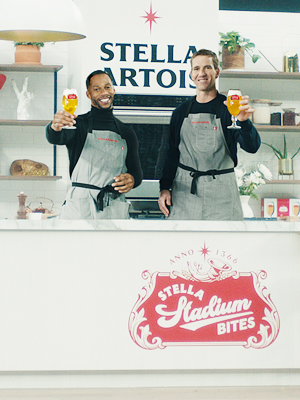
0,120,50,126
0,176,62,181
0,64,63,73
220,71,300,80
265,180,300,184
255,124,300,132
0,64,63,176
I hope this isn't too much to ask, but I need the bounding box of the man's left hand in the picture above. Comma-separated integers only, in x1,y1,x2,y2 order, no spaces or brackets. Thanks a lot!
112,173,135,193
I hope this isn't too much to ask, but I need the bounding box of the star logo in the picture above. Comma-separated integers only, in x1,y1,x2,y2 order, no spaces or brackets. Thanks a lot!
141,2,161,33
199,242,211,262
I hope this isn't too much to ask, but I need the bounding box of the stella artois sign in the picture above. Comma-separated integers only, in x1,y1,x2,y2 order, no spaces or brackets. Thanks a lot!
129,244,280,350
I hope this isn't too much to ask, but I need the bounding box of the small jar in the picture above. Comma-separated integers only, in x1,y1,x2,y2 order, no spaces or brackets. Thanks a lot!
252,99,271,124
283,108,296,126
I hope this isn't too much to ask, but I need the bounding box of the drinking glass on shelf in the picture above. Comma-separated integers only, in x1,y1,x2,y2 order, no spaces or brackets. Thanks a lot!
62,88,78,129
227,89,242,129
293,202,299,216
267,202,274,217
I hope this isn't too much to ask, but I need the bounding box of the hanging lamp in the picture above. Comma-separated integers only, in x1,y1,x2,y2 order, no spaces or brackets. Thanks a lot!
0,0,86,42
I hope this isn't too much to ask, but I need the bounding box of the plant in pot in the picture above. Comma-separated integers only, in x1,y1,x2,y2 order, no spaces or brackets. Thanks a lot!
262,134,300,177
219,31,260,70
14,42,44,65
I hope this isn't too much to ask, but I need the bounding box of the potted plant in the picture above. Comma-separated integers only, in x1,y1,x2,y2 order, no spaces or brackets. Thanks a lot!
219,31,260,70
14,42,44,65
262,134,300,176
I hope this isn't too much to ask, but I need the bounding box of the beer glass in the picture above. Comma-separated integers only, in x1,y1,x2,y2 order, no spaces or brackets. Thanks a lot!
62,89,78,129
227,89,242,129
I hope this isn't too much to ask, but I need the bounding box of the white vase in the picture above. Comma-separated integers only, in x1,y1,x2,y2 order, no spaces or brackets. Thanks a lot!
240,195,254,218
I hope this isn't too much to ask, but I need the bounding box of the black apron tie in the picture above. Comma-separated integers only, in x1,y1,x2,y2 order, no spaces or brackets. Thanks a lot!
178,163,234,195
72,182,121,211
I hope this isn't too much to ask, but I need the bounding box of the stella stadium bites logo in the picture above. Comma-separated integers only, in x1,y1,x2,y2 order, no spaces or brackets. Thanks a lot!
129,243,280,350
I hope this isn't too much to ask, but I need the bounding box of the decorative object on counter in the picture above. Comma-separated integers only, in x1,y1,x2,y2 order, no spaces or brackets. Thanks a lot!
17,192,27,219
14,42,44,64
12,77,34,120
262,134,300,178
283,51,299,73
10,159,50,176
282,108,296,126
261,198,300,219
235,164,272,219
26,197,54,217
235,164,272,199
219,31,260,70
239,195,254,218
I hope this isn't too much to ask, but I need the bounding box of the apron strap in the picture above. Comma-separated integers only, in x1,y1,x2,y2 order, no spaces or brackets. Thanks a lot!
72,182,121,211
178,163,234,195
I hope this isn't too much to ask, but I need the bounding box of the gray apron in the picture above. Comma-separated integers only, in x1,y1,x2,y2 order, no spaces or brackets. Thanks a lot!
60,115,130,219
169,97,243,221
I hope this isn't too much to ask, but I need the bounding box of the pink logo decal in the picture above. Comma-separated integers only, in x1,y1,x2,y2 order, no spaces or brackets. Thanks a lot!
129,244,280,350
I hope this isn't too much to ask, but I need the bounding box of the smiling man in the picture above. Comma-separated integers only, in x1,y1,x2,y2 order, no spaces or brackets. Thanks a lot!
158,49,261,221
46,70,142,219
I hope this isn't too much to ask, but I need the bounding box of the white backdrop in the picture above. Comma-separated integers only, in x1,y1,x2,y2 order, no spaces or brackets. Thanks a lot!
70,0,219,112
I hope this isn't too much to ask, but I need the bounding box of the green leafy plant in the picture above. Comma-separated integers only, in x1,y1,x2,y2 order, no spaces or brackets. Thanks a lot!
262,134,300,159
219,31,260,63
14,42,44,48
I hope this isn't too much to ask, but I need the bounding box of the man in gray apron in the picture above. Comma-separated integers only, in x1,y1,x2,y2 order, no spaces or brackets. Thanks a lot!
46,70,142,219
158,49,261,220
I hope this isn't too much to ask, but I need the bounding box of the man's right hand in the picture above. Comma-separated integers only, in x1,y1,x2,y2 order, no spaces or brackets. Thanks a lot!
51,110,77,131
158,189,172,217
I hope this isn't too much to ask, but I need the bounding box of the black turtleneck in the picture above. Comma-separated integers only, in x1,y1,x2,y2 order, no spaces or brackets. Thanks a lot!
46,106,143,187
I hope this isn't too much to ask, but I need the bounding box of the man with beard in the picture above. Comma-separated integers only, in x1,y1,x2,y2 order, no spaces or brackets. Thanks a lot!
46,70,142,219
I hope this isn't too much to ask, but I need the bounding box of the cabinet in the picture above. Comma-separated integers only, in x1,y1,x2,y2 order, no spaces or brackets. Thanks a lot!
219,70,300,185
0,64,63,180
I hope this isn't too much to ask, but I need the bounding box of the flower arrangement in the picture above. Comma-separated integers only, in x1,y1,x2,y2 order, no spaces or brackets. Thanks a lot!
235,164,272,199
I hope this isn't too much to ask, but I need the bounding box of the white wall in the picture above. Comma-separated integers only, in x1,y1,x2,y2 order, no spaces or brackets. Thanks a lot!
1,5,300,218
219,10,300,215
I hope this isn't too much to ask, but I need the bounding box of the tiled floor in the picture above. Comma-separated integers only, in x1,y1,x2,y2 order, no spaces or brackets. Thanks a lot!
0,387,299,400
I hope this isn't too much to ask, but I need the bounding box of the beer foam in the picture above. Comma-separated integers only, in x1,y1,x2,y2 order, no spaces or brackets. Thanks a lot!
63,88,78,97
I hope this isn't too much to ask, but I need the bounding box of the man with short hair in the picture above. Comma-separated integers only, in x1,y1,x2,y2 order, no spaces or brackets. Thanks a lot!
158,49,260,220
46,70,142,219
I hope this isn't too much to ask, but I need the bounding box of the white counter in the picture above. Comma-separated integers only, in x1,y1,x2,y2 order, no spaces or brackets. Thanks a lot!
0,218,299,389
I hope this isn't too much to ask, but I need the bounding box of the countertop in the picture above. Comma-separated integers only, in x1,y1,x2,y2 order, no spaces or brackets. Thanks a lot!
1,218,300,232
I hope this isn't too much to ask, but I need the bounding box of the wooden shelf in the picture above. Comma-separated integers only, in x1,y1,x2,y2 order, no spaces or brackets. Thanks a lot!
0,120,51,126
220,70,300,80
0,176,62,181
0,64,63,73
254,124,300,132
265,180,300,184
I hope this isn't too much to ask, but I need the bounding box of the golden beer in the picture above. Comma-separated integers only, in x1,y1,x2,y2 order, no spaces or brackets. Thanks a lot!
62,89,78,115
267,202,274,216
227,90,241,116
293,203,299,216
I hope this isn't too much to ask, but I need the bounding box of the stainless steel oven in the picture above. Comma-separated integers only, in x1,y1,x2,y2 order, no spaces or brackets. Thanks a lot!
114,94,192,218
